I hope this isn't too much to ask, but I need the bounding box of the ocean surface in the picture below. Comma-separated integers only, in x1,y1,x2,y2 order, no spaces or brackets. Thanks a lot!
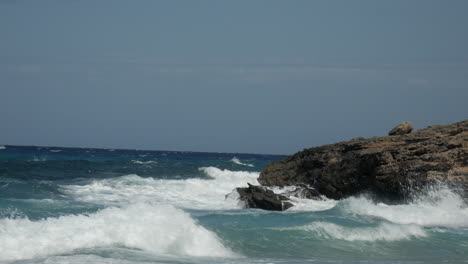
0,145,467,264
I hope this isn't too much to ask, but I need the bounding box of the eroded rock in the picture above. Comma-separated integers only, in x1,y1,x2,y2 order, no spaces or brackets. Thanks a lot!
258,120,468,202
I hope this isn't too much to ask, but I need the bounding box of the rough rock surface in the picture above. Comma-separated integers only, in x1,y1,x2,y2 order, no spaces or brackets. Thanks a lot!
236,183,294,211
258,120,468,202
389,121,414,136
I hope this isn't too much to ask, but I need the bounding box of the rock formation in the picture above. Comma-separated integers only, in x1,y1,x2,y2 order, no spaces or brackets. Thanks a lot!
388,121,414,136
237,120,467,210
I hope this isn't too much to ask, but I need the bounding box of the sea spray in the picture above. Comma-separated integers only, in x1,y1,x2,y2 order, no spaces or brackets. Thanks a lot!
341,184,468,228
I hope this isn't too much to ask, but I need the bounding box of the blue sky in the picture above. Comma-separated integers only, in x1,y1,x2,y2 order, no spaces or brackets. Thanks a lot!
1,0,467,154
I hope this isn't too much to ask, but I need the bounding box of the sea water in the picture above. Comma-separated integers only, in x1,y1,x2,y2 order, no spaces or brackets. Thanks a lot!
0,145,467,263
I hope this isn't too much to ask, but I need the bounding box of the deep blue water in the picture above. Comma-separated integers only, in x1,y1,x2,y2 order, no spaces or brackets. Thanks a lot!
0,145,467,264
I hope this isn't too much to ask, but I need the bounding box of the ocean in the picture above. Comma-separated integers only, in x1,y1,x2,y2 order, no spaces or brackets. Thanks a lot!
0,145,467,263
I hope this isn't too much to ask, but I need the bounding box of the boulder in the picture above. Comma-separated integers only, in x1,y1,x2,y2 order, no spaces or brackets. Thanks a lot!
389,121,414,136
257,120,468,202
236,183,294,211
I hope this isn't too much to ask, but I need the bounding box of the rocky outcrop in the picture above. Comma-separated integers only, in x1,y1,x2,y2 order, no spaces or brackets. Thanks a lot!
389,121,414,136
236,183,293,211
256,120,468,204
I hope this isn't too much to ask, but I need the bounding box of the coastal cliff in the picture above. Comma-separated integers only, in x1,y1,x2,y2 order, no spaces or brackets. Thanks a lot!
237,120,468,210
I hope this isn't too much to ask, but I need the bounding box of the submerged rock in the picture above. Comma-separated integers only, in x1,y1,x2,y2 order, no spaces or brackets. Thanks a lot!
389,121,414,136
236,183,293,211
255,120,468,204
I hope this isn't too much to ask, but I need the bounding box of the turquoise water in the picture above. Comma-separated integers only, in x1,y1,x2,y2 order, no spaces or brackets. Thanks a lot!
1,145,467,263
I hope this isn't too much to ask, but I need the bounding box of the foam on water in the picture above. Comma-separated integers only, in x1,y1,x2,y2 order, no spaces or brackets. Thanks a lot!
342,185,468,228
288,222,427,241
231,157,254,167
0,203,235,261
61,167,259,210
287,196,338,212
131,160,157,165
268,186,338,212
0,146,5,150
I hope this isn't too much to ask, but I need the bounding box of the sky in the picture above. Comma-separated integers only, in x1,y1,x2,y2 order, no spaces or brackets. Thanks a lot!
1,0,467,154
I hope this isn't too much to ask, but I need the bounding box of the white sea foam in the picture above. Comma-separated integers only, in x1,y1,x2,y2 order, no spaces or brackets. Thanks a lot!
0,203,235,261
0,146,5,150
61,167,259,210
287,197,338,212
231,157,254,167
342,185,468,228
288,222,427,241
30,156,47,162
131,160,157,165
49,149,62,153
269,186,338,212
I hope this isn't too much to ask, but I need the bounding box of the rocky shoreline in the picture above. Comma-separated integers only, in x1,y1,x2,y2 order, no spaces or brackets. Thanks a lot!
236,120,468,211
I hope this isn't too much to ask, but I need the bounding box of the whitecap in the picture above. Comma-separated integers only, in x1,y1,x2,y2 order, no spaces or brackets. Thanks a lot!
30,156,47,162
284,221,427,241
131,160,157,165
0,146,5,150
341,185,468,228
269,186,338,212
49,150,62,153
61,167,260,210
0,203,236,261
231,157,254,167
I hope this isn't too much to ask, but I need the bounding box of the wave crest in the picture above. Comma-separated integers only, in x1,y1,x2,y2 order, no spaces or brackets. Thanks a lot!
341,185,468,228
61,167,259,210
286,222,427,241
231,157,254,167
0,203,235,261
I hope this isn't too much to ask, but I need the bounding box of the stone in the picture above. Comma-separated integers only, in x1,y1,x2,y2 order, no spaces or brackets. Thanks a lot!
236,183,294,211
388,121,414,136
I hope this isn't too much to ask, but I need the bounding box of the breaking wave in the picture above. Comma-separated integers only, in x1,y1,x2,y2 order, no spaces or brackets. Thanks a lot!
341,185,468,228
131,160,157,165
61,167,259,210
231,157,254,167
285,222,427,241
0,203,235,261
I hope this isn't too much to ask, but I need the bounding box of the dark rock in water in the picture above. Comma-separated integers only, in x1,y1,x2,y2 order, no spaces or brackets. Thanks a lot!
236,183,294,211
389,121,414,136
258,120,468,202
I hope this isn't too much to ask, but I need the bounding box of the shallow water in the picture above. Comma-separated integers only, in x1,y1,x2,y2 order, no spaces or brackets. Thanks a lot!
1,146,467,263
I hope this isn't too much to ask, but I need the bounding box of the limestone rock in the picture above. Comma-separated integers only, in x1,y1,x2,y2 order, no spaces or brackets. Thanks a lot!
389,121,414,136
258,120,468,202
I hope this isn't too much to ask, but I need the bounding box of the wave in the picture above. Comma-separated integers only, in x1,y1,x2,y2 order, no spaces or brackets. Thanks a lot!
285,222,427,241
341,185,468,228
0,203,235,261
0,146,5,150
131,160,157,165
49,150,62,153
268,186,338,212
29,156,47,162
231,157,254,167
61,167,259,210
